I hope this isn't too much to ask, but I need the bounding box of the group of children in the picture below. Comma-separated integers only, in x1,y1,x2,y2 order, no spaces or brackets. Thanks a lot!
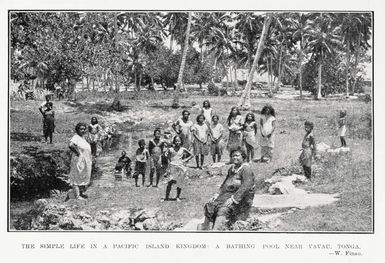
112,100,349,201
114,129,192,201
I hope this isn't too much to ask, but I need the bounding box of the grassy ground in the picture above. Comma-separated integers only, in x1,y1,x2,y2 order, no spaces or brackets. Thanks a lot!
9,90,373,231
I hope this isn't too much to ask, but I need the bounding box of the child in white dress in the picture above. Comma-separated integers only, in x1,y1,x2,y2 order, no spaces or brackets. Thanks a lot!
243,112,258,162
260,105,276,163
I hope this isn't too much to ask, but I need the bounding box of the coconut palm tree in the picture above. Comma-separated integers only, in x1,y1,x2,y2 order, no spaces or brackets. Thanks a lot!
336,13,371,96
163,12,189,52
172,12,192,108
306,13,341,100
292,12,311,98
234,12,264,72
239,13,273,109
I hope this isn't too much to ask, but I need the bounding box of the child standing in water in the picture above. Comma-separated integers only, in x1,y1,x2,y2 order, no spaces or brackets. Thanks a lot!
243,112,258,162
133,139,149,187
201,100,214,125
192,114,210,169
299,121,317,179
148,128,165,187
163,135,193,202
115,151,132,178
210,115,224,163
260,105,276,163
338,110,348,147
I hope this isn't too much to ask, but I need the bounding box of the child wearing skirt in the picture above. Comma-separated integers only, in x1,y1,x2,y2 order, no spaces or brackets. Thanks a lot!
163,135,193,202
299,121,318,179
192,114,210,169
260,105,276,163
210,115,224,163
243,112,258,162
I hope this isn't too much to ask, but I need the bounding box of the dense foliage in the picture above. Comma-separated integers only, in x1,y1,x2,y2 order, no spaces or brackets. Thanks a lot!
10,12,372,96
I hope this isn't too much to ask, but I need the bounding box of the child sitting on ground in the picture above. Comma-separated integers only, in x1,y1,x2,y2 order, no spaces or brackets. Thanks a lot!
338,110,348,148
133,139,149,187
115,151,132,178
299,121,318,179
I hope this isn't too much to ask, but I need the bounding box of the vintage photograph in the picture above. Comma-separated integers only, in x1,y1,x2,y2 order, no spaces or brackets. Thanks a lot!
8,11,373,232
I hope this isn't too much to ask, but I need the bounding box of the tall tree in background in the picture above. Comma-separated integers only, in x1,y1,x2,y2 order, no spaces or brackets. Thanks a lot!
172,12,192,108
239,13,273,109
234,12,264,72
307,13,341,99
292,12,311,98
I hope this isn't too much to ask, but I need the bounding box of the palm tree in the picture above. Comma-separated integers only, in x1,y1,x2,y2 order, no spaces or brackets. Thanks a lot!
336,13,371,96
292,12,311,98
306,13,341,100
234,12,264,72
172,12,192,108
239,13,273,109
270,13,295,91
163,12,189,52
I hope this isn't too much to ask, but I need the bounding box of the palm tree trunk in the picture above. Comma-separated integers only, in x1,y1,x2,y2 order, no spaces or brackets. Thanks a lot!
114,14,120,94
276,44,283,91
345,41,350,97
269,55,274,94
229,65,233,89
170,35,173,52
317,57,322,100
172,12,192,108
139,71,142,91
234,64,239,90
299,63,303,98
267,57,272,94
239,14,273,109
352,35,362,93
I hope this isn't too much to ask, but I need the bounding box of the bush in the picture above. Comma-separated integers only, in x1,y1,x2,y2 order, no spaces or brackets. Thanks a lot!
207,82,227,96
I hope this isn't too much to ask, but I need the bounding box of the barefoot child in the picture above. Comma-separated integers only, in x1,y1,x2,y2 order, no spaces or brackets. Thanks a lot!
243,112,258,162
148,128,165,187
210,115,224,163
260,105,276,163
88,117,103,157
299,121,317,179
115,151,132,178
40,102,55,144
338,110,348,147
226,106,243,153
133,139,149,187
192,114,210,169
164,135,193,202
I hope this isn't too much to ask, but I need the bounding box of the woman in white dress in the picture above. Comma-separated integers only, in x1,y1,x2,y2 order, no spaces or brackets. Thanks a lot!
260,105,276,163
201,100,214,125
67,122,92,200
